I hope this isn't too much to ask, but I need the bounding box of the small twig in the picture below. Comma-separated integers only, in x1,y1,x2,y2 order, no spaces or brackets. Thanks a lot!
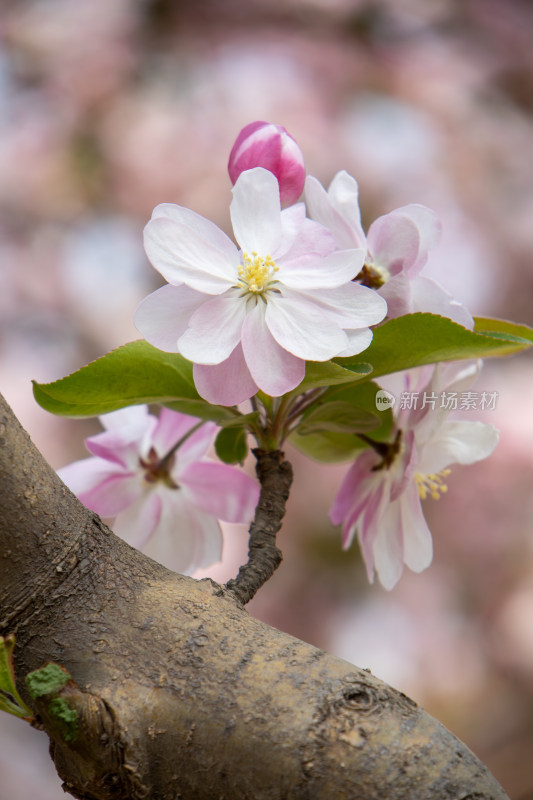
225,449,293,605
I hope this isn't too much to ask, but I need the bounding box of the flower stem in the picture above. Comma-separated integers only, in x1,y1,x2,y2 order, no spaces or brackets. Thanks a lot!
225,449,293,605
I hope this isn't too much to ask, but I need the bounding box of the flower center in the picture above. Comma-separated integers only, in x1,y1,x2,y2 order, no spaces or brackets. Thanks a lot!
139,447,179,489
237,251,280,296
415,469,451,500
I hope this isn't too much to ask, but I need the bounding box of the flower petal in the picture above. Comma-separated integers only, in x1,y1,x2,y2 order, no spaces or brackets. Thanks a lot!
280,249,365,289
367,213,421,277
241,303,305,396
371,498,405,590
305,172,366,250
142,489,222,573
230,167,283,255
144,216,236,293
80,470,142,517
112,489,162,550
134,284,207,353
151,408,211,461
400,482,433,573
178,293,247,364
180,461,259,523
193,344,259,406
266,289,348,360
419,421,499,474
85,406,155,468
301,283,387,328
173,422,218,471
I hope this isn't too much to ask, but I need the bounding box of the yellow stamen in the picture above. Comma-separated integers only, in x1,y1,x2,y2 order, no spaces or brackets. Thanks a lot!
237,251,279,295
415,469,451,500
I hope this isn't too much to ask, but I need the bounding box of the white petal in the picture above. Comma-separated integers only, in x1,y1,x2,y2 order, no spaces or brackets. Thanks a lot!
301,283,387,328
400,483,433,572
280,249,364,290
134,284,207,352
410,276,474,329
230,167,283,255
335,328,373,357
419,421,499,474
178,293,246,364
151,203,241,257
142,489,222,574
193,345,259,406
305,172,365,250
112,490,162,549
265,290,347,361
241,304,305,396
144,216,236,293
372,500,405,590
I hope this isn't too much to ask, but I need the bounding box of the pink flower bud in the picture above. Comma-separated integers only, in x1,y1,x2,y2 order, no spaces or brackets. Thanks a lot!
228,121,305,205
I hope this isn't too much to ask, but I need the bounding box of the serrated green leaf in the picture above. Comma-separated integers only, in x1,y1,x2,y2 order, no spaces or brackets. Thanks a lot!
337,313,533,380
33,341,236,423
289,429,367,463
474,316,533,344
215,426,249,464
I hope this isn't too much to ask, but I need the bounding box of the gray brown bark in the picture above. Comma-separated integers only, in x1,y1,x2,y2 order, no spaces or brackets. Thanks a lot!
0,393,509,799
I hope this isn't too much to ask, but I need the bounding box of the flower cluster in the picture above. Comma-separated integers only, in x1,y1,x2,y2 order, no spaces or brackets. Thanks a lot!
60,120,499,590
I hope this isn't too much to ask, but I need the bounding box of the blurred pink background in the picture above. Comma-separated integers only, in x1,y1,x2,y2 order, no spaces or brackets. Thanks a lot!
1,1,533,797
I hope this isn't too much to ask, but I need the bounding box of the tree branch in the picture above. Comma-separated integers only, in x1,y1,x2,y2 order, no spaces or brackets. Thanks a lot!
225,448,293,605
0,393,509,800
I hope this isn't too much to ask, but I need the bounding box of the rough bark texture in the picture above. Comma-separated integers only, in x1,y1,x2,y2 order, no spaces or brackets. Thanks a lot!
0,393,509,800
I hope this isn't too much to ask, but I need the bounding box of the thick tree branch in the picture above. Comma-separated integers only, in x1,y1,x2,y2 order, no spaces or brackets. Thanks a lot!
225,448,293,605
0,393,509,800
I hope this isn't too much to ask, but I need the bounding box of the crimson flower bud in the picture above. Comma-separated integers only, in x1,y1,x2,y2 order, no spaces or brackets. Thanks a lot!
228,121,305,205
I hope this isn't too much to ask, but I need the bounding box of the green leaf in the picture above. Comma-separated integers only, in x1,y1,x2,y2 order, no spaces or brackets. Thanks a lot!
297,401,380,435
292,359,372,393
0,635,33,720
215,426,249,464
474,316,533,344
290,381,393,462
337,313,533,380
33,341,237,424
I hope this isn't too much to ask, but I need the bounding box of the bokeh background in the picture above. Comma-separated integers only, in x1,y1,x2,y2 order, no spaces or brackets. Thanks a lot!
1,0,533,797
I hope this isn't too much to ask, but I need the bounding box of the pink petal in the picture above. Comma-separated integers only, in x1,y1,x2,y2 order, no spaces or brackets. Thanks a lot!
180,461,259,523
329,450,377,526
193,344,259,406
241,304,305,396
152,408,210,459
173,422,218,471
367,212,420,277
79,472,142,517
134,284,207,352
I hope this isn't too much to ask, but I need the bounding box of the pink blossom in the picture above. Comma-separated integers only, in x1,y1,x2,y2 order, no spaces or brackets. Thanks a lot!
305,171,473,328
58,405,259,574
135,167,387,406
330,362,498,589
228,121,306,205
